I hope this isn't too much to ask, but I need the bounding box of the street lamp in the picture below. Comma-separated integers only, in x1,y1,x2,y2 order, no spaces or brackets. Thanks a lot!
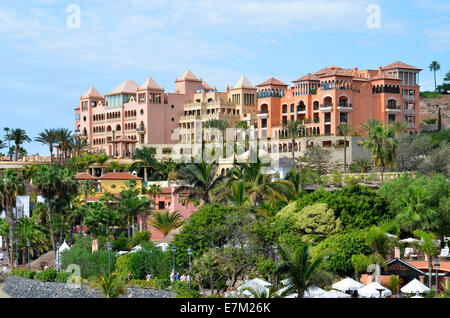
107,242,112,275
56,242,61,271
26,241,30,270
434,260,440,293
172,245,177,275
272,245,278,289
187,247,193,289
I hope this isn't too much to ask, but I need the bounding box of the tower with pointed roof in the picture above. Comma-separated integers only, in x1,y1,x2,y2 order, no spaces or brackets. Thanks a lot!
230,76,258,126
174,70,204,95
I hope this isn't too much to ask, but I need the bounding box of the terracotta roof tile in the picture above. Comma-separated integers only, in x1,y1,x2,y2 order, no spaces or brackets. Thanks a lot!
75,172,97,180
383,61,422,71
293,73,320,82
257,77,288,87
98,172,142,180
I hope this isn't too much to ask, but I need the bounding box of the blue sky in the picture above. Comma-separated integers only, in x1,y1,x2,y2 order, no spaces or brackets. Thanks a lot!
1,0,449,155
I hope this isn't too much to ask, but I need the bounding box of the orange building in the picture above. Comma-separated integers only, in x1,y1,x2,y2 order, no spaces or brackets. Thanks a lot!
256,61,421,140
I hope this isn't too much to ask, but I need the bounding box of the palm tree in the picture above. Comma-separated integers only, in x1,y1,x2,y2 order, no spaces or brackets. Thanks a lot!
71,138,90,157
132,147,157,182
282,120,303,162
361,120,397,183
148,211,184,236
429,61,441,92
337,124,352,173
284,167,317,194
89,273,126,298
242,285,279,298
205,119,232,158
146,184,162,209
0,140,6,152
390,121,407,138
8,128,31,161
55,128,74,162
236,120,250,151
275,244,332,298
119,181,149,238
15,218,49,263
174,160,227,204
413,230,437,289
108,160,123,172
365,221,399,283
3,127,11,160
35,129,58,163
223,180,249,207
96,153,109,175
0,169,26,266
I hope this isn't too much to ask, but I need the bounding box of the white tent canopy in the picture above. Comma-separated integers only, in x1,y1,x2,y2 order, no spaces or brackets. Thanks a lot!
399,238,420,244
238,278,271,297
58,240,70,252
314,290,351,298
156,243,169,252
304,286,326,297
332,277,364,292
357,282,392,298
400,279,430,294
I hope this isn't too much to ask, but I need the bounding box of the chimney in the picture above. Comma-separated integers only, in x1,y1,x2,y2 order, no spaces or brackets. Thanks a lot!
378,66,382,74
394,247,400,258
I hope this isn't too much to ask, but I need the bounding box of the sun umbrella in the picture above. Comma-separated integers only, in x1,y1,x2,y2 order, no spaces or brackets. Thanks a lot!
399,238,420,244
358,282,392,298
238,278,271,296
400,279,430,294
314,290,351,298
332,277,364,292
304,286,326,297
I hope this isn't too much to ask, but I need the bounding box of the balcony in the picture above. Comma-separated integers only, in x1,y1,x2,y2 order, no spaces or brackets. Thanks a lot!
337,103,353,111
403,95,415,101
386,106,401,113
257,110,269,118
313,118,320,124
403,109,415,115
136,126,146,133
407,122,416,129
297,108,306,114
320,103,333,112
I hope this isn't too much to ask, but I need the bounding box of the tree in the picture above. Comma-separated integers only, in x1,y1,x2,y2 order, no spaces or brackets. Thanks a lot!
89,273,126,298
337,124,352,173
284,167,317,194
55,128,74,162
175,159,227,204
364,221,399,283
223,180,249,207
84,201,120,237
35,129,58,164
3,127,11,160
303,146,330,175
190,248,229,295
282,120,304,162
275,244,332,298
108,160,122,172
148,211,184,236
0,169,26,266
205,119,232,158
15,217,49,263
395,134,433,172
277,203,341,242
429,60,441,92
96,153,109,175
361,120,397,183
413,230,437,289
132,147,157,182
390,121,407,138
8,128,31,161
387,275,402,297
146,184,162,208
71,138,90,158
118,180,149,238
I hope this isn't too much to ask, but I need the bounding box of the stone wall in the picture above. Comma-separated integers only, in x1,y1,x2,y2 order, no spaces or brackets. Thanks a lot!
3,276,175,298
420,95,450,129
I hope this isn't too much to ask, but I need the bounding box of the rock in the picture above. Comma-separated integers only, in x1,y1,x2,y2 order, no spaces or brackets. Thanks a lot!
3,276,175,298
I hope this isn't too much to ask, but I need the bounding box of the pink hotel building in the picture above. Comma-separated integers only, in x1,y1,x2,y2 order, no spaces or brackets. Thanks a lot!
75,70,213,157
75,61,421,157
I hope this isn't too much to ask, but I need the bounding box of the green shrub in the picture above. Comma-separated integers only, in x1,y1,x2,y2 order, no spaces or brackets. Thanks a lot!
56,271,72,283
128,246,172,280
130,231,152,247
127,279,155,288
154,277,170,290
112,232,130,251
114,253,132,280
60,247,114,279
10,268,36,279
172,280,200,298
35,268,58,282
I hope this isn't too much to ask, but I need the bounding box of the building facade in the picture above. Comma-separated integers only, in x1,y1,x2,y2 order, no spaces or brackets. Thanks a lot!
75,70,210,157
256,61,421,141
178,76,258,142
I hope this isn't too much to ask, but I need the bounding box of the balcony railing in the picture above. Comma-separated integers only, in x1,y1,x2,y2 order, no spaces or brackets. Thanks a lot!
403,109,415,115
386,106,401,112
337,103,352,110
403,95,415,101
136,126,145,132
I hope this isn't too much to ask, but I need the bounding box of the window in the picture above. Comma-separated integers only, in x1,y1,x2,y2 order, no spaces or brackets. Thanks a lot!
140,109,144,115
171,117,174,122
158,201,165,210
171,105,175,109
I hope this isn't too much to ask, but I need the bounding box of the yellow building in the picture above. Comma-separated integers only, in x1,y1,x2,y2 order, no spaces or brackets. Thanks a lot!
75,172,142,202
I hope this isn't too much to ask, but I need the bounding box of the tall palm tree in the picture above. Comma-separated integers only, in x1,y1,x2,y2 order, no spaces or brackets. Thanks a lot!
174,159,227,204
413,230,437,289
429,61,441,92
8,128,31,161
275,244,332,298
15,217,49,263
3,127,11,160
365,221,399,283
132,147,157,182
108,160,123,172
96,153,109,175
0,140,6,155
55,128,74,162
148,211,184,236
72,138,90,157
337,124,352,174
390,121,407,138
282,120,304,162
146,184,162,209
0,169,26,267
35,129,58,163
205,119,232,158
361,120,397,183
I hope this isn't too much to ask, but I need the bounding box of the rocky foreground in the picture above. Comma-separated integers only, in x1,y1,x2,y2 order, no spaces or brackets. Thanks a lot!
3,276,175,298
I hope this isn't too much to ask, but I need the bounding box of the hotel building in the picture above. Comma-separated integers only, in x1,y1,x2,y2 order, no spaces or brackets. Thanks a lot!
178,76,258,142
75,70,212,157
256,61,421,140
